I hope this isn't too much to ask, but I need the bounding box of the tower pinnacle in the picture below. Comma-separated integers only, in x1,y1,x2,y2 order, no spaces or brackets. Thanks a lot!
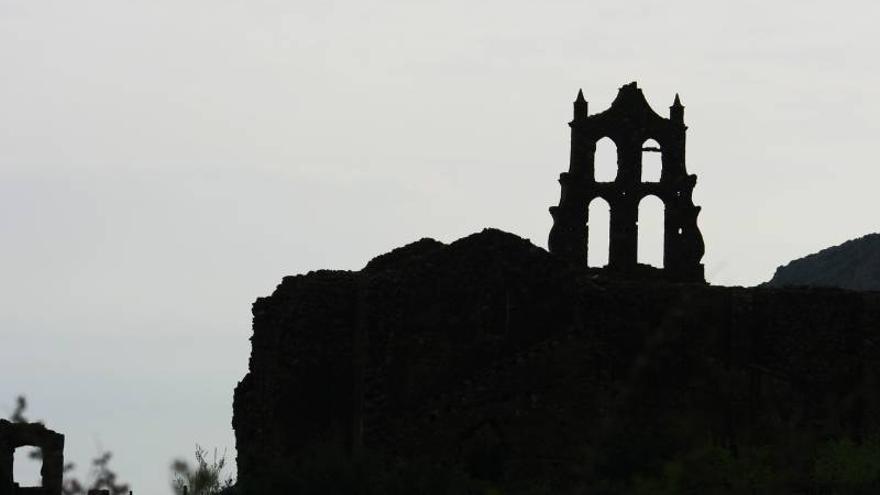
573,89,588,120
670,93,684,122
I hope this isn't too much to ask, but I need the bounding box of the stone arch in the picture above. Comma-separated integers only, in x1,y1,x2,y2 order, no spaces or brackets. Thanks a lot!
0,420,64,495
594,137,617,182
587,196,611,268
637,195,664,267
641,138,662,182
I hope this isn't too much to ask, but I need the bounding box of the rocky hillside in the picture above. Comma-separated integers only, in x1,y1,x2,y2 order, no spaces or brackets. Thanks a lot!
766,233,880,290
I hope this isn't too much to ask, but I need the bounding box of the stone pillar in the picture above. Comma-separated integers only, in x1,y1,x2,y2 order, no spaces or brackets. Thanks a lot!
0,442,13,495
41,434,64,495
609,195,637,270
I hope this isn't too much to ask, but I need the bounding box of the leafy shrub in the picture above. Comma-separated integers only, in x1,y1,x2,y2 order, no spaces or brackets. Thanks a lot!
170,445,234,495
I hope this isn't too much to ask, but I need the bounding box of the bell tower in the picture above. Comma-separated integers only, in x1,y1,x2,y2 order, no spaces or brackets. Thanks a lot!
548,82,705,282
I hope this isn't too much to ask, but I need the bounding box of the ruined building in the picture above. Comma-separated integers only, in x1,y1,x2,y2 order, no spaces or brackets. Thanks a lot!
549,82,705,282
0,420,64,495
232,83,880,491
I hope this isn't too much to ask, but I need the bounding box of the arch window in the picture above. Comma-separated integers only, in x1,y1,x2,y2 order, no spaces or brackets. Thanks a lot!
587,197,610,268
594,137,617,182
637,195,664,267
641,139,662,182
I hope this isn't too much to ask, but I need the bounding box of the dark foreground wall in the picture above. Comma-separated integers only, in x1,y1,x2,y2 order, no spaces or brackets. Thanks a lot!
232,229,880,489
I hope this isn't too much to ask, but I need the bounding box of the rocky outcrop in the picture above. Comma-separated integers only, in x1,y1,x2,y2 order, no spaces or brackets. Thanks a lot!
766,233,880,291
233,228,880,489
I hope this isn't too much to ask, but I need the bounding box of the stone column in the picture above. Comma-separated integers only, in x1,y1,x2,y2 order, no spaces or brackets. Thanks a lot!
0,443,13,495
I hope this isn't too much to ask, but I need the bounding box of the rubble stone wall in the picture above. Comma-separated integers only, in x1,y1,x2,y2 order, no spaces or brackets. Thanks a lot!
233,229,880,485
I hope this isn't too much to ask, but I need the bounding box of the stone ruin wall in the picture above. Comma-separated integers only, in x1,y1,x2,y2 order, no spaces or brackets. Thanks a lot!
233,230,880,484
0,421,64,495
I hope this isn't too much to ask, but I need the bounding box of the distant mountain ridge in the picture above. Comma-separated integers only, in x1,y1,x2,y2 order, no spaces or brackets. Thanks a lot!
766,233,880,290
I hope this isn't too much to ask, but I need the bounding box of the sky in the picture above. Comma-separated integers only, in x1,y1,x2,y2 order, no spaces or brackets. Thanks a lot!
2,0,879,493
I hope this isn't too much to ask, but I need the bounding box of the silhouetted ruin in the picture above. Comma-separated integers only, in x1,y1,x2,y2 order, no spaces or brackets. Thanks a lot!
549,82,704,282
233,230,880,490
0,420,64,495
231,83,880,491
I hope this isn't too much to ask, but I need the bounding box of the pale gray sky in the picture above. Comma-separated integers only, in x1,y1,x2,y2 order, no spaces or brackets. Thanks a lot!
2,1,879,493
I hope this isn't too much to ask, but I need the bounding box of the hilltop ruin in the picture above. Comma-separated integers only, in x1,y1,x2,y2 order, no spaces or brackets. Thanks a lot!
231,84,880,491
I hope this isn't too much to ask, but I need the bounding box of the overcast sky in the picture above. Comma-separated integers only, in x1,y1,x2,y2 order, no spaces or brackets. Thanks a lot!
2,1,879,493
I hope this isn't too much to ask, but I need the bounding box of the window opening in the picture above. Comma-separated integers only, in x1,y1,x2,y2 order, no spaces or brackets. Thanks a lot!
587,197,611,267
641,139,662,182
637,195,664,267
594,137,617,182
13,446,42,488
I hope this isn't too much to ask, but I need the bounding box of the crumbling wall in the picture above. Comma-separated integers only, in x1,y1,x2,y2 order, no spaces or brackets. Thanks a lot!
232,229,880,487
0,420,64,495
232,270,358,480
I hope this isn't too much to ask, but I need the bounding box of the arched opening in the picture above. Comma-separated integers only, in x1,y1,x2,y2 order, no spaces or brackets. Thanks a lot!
637,195,664,267
641,138,662,182
594,137,617,182
587,197,610,268
14,446,42,487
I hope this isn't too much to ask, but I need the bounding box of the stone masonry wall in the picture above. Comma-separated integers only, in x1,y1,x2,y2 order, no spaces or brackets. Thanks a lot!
233,229,880,487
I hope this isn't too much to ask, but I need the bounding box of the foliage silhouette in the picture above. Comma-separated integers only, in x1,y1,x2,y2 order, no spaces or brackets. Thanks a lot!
170,445,234,495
